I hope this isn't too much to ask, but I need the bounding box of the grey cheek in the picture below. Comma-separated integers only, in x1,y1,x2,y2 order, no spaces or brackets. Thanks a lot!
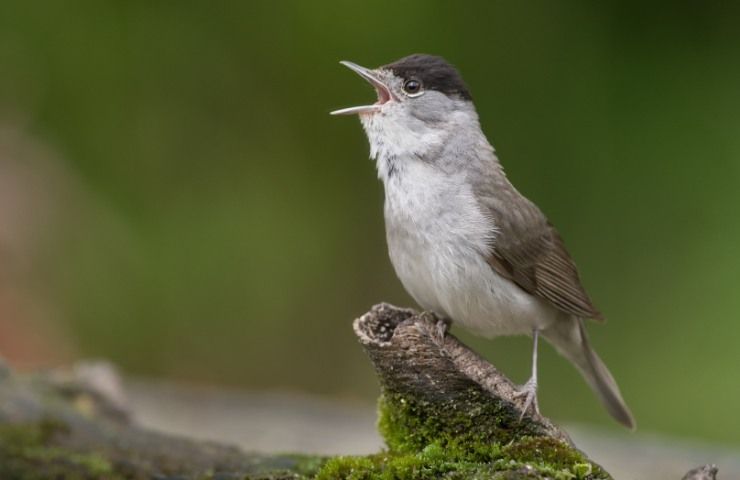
409,93,453,123
411,104,445,124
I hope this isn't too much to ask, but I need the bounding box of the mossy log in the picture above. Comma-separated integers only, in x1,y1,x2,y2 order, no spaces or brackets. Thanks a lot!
0,359,321,479
327,303,602,479
0,304,718,479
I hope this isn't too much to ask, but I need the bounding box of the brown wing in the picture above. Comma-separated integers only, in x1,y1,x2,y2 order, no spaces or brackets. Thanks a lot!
479,181,603,321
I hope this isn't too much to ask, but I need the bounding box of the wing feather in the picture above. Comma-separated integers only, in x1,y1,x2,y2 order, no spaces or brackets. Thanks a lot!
478,180,603,321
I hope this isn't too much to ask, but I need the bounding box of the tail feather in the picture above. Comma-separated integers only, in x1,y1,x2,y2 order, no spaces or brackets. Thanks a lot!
542,317,636,430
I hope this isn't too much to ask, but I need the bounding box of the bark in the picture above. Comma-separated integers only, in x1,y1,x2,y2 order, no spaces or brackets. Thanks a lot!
682,465,719,480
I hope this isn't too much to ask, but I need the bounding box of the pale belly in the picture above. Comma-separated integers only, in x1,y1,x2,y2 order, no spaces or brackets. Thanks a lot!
387,229,556,337
383,171,557,337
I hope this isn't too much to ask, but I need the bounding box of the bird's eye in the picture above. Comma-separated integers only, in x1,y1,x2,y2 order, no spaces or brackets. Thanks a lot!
403,79,423,96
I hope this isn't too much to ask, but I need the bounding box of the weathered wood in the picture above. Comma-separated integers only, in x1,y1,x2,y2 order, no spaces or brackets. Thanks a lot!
682,464,718,480
354,303,569,442
349,303,603,479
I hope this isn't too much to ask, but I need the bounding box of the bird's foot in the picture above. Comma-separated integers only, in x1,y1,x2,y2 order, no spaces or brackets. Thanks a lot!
433,317,451,347
421,312,451,347
435,317,451,342
513,377,540,421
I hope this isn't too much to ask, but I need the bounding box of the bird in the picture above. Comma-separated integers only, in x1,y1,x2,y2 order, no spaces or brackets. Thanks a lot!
331,54,635,429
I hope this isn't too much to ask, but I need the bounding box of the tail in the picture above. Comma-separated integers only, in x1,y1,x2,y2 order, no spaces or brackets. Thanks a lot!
542,316,636,429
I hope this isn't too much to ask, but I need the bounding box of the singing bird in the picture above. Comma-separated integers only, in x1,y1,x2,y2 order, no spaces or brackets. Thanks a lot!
332,54,634,428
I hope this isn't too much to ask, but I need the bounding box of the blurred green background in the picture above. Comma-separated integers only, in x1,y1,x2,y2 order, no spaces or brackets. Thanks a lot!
0,1,739,446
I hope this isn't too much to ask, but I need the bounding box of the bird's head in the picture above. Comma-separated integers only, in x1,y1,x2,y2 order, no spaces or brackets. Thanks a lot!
332,54,478,163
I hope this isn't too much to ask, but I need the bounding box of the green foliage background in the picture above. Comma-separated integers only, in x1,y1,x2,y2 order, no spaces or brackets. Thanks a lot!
1,1,739,445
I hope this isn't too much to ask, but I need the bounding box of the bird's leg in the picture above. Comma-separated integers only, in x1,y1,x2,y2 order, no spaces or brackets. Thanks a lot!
514,328,540,419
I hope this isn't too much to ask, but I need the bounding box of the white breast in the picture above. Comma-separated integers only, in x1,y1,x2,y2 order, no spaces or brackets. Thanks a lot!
382,160,557,337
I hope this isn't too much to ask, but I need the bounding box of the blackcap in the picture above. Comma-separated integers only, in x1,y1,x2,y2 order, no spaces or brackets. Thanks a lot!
332,54,634,429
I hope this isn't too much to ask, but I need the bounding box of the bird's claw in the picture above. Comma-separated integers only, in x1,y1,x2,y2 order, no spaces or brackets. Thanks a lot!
427,314,451,347
435,318,449,341
419,312,451,348
513,377,540,421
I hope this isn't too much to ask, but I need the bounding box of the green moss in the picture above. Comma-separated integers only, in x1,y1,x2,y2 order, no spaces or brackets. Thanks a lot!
0,420,124,480
287,453,329,477
0,391,609,479
313,392,611,480
315,448,604,480
502,436,606,476
316,455,379,480
377,389,542,457
0,419,324,480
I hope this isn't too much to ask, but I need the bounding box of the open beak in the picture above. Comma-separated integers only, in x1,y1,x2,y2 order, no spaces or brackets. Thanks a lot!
330,61,396,116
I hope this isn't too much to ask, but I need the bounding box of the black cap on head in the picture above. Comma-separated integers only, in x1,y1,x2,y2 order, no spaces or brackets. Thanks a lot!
384,54,472,101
